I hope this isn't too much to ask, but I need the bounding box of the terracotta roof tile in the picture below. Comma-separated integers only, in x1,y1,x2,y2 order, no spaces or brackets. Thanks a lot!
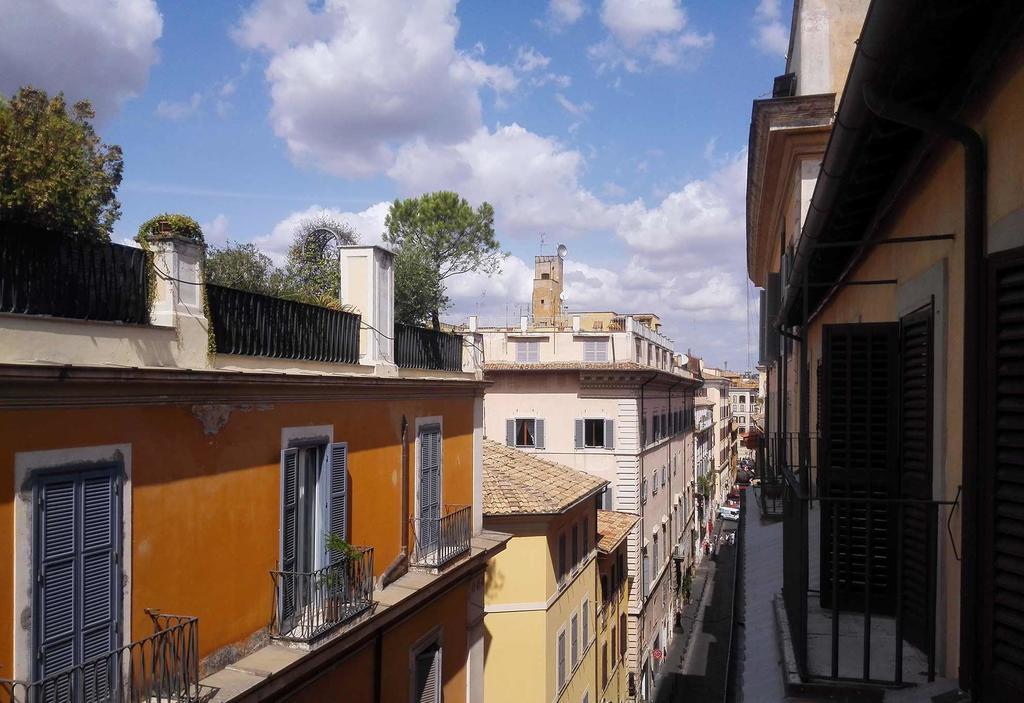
596,510,639,553
482,361,698,383
482,440,607,516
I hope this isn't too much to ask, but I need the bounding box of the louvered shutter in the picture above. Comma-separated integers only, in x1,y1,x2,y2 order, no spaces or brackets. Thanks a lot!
820,323,899,613
328,443,349,563
980,251,1024,699
35,467,121,688
413,645,441,703
898,305,935,652
419,426,442,553
279,448,299,628
575,419,585,449
506,419,515,447
535,418,546,449
605,419,615,449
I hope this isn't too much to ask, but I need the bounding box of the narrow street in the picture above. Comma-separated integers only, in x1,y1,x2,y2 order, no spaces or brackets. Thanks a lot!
654,508,739,703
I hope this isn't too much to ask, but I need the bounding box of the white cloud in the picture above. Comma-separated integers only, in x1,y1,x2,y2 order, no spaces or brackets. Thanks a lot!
555,93,593,117
545,0,586,30
515,46,551,72
0,0,162,119
202,214,230,247
389,123,613,239
255,202,390,264
156,92,202,120
234,0,515,178
589,0,712,72
752,0,789,56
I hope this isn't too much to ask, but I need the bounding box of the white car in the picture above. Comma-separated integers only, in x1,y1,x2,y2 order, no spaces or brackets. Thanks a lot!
718,504,740,521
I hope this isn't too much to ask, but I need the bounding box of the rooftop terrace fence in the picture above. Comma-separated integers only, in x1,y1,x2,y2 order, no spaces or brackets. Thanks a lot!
206,284,360,364
0,226,151,324
394,322,463,372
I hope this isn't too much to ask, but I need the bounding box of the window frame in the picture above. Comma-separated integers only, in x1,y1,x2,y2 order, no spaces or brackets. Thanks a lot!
409,627,443,703
514,417,537,448
516,339,540,363
583,338,609,362
582,418,606,448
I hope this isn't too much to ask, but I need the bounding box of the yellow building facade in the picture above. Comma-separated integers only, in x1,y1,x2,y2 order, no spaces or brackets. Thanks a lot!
481,442,607,703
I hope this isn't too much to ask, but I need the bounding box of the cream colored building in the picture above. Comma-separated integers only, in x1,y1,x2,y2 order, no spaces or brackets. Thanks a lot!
481,442,604,703
748,0,1024,698
465,254,702,699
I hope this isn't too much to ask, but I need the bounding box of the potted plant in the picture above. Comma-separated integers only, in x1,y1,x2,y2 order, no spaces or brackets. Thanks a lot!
321,533,361,621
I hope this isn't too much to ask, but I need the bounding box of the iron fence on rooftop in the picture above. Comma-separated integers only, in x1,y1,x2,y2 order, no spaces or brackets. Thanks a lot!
0,610,198,703
0,225,151,324
270,547,375,642
206,284,360,364
394,323,463,372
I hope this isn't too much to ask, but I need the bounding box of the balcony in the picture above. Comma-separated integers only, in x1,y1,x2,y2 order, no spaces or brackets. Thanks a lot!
768,431,960,688
0,226,151,325
0,610,199,703
394,323,463,372
206,284,361,364
410,504,472,569
270,547,375,643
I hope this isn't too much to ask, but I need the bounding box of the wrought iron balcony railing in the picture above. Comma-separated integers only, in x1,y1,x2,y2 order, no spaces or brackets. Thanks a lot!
410,505,472,569
270,547,375,643
0,610,198,703
394,323,463,372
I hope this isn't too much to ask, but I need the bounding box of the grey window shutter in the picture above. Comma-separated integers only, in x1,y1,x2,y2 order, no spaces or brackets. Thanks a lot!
36,467,121,684
604,419,615,449
328,443,349,561
419,426,442,551
414,645,441,703
506,419,515,447
575,419,584,449
535,418,546,449
279,448,299,628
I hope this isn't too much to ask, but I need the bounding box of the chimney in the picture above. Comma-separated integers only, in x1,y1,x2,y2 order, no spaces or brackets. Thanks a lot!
531,254,563,325
149,232,208,367
340,245,395,372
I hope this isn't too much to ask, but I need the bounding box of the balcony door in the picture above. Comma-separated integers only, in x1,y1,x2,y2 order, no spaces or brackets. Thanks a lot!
820,323,900,613
417,425,442,555
33,465,122,691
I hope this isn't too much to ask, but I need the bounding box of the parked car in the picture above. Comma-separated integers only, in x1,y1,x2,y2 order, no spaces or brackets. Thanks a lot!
718,504,740,521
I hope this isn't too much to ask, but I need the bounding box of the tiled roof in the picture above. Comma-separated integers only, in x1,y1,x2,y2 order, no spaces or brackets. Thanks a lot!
483,361,698,383
482,440,607,516
695,397,715,407
596,510,639,553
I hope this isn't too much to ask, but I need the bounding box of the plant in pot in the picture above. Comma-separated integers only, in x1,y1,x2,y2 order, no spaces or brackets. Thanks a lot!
321,533,361,622
764,478,784,499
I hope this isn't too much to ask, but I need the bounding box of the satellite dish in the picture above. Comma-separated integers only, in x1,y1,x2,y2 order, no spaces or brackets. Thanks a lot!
559,291,567,301
557,244,568,259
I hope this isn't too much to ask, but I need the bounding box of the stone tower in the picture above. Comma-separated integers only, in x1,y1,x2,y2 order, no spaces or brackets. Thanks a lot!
531,254,563,324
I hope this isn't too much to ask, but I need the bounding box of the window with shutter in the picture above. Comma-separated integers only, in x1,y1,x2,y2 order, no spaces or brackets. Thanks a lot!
412,643,441,703
820,323,900,613
604,419,615,449
557,629,567,689
327,443,349,562
535,418,546,449
279,448,300,631
34,465,122,684
582,599,589,646
558,533,567,584
575,419,584,449
572,524,579,568
418,425,442,554
980,250,1024,700
516,339,540,362
571,613,579,667
642,549,650,596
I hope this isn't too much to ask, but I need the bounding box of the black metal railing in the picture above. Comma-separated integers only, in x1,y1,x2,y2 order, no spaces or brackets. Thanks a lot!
394,323,463,371
0,610,198,703
270,547,374,642
758,432,816,519
410,505,472,568
0,226,151,324
775,431,959,687
206,284,360,364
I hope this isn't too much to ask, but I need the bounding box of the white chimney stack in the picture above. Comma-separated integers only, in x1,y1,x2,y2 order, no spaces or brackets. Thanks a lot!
340,245,395,372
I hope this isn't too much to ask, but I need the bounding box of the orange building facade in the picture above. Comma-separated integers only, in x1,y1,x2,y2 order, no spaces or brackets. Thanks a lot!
0,234,508,702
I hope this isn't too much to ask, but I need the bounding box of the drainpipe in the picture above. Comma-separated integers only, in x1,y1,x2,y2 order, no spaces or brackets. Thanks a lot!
862,83,985,691
382,415,411,588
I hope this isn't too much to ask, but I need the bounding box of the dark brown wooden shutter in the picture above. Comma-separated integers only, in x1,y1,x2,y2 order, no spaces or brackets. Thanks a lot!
980,250,1024,698
820,323,900,613
898,304,935,652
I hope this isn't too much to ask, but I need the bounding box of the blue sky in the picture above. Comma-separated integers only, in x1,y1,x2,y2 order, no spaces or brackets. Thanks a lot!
1,0,791,370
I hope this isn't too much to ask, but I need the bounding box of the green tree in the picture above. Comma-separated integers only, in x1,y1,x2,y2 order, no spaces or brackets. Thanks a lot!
205,240,286,295
0,87,123,240
280,214,358,303
384,191,504,329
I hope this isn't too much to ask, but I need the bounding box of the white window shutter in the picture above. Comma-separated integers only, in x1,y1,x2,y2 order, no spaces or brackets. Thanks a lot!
328,442,349,562
604,419,615,449
506,418,515,447
535,418,546,449
575,419,584,449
